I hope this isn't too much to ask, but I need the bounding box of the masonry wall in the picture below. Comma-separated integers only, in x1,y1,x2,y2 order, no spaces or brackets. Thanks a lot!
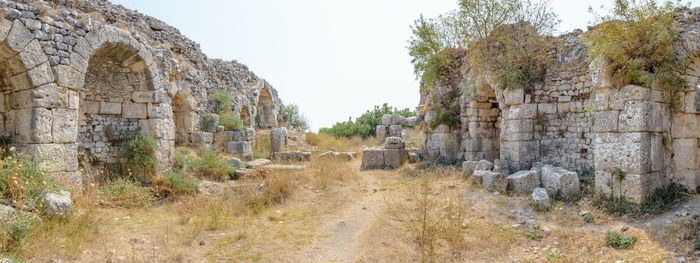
0,0,285,186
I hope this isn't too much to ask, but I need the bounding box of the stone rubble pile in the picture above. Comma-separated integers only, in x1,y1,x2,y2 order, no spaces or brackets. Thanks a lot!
272,151,312,162
464,159,580,206
190,127,256,161
319,151,356,160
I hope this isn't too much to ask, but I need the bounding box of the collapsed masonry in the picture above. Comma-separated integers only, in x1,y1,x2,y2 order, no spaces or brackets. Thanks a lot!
0,0,284,185
415,7,700,203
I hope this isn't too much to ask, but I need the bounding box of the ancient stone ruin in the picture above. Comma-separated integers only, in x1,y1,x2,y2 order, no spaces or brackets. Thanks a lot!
412,8,700,203
0,0,284,185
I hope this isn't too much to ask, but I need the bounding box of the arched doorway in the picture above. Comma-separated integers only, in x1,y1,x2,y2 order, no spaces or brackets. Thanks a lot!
256,87,277,128
78,42,153,163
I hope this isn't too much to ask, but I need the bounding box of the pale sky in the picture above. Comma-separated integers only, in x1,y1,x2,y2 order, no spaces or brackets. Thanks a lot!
111,0,700,132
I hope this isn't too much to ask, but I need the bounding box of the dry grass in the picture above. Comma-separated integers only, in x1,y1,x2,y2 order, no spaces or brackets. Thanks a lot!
305,132,368,153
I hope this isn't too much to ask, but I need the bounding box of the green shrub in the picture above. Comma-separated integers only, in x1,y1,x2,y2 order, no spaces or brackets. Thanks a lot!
115,130,159,183
173,150,190,171
158,171,199,197
695,235,699,251
583,214,594,223
320,103,415,139
545,248,565,261
605,231,636,249
211,90,234,113
187,149,237,181
0,151,60,209
219,113,245,131
3,212,38,248
584,0,686,93
525,229,542,241
99,178,154,208
283,104,310,132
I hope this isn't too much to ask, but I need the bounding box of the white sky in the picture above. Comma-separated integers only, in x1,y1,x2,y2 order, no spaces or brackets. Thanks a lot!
110,0,700,132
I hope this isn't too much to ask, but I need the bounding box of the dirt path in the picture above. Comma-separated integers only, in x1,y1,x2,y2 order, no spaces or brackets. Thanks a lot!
303,170,389,262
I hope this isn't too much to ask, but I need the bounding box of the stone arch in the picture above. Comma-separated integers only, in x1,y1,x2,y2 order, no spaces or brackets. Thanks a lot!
669,47,700,191
256,86,277,128
76,25,173,166
462,83,501,162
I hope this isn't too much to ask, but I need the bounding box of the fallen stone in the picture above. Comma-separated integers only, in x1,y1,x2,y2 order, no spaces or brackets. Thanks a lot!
507,170,540,195
462,160,478,176
408,152,419,163
532,188,551,208
272,151,311,162
384,149,407,168
228,158,245,169
541,165,580,200
478,170,507,192
40,190,71,216
247,159,271,169
263,164,306,170
475,160,494,171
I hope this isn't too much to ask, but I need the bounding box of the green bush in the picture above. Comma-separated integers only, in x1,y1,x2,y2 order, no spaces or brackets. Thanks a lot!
159,171,199,197
211,90,234,113
583,214,594,223
3,212,38,248
0,151,60,209
115,130,159,183
525,229,542,241
187,149,237,181
584,0,686,93
593,183,688,217
695,235,699,251
219,113,245,131
545,248,565,261
99,178,154,208
283,104,310,132
320,103,415,139
605,231,636,249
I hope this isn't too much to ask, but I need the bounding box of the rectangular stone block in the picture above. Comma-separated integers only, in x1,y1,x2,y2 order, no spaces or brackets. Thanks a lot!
376,125,387,143
24,143,77,172
618,100,669,133
132,91,154,103
148,103,172,119
122,103,147,118
389,125,402,137
507,170,540,195
594,110,619,133
84,101,99,114
674,138,697,170
671,113,699,138
16,108,52,143
52,109,77,143
54,65,84,90
504,88,524,105
594,132,651,174
538,103,556,114
140,118,175,140
190,132,214,143
384,149,407,168
362,148,384,170
100,102,121,115
505,104,536,120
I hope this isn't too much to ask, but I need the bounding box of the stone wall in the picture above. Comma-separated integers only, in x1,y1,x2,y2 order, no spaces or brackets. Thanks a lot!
0,0,285,185
417,8,700,202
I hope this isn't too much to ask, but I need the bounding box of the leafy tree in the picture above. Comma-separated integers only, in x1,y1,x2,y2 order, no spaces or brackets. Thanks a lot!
584,0,686,93
283,104,310,132
320,104,415,139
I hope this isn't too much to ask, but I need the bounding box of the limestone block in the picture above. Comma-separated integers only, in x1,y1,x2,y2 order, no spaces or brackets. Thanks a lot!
618,100,669,133
100,102,121,115
424,111,436,126
594,170,658,204
507,170,540,195
16,108,52,143
225,141,253,161
54,65,85,90
243,127,256,141
247,159,271,168
389,125,402,137
462,160,478,176
425,132,461,161
404,116,418,126
147,103,173,119
270,127,288,154
40,191,72,217
538,103,556,114
381,114,392,126
9,71,31,91
673,138,697,170
52,109,77,143
504,104,537,120
122,103,147,119
228,158,245,169
501,141,540,164
361,148,384,170
26,62,54,88
25,143,76,172
504,88,524,105
69,51,88,73
140,118,175,140
594,132,651,174
2,20,32,58
384,149,407,168
14,40,47,71
494,159,521,176
376,125,387,142
0,18,11,49
475,159,494,171
502,119,534,141
391,114,405,126
84,101,99,114
594,110,619,132
73,37,94,60
481,171,507,193
132,91,154,103
541,165,580,200
467,122,496,138
532,188,551,208
272,151,312,162
190,132,214,144
672,113,700,138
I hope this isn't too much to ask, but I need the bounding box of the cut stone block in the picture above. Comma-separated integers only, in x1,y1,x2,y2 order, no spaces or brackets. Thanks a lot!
362,148,384,170
384,149,407,168
532,188,551,208
481,171,507,193
541,165,580,200
507,170,541,195
475,159,494,171
462,160,478,176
